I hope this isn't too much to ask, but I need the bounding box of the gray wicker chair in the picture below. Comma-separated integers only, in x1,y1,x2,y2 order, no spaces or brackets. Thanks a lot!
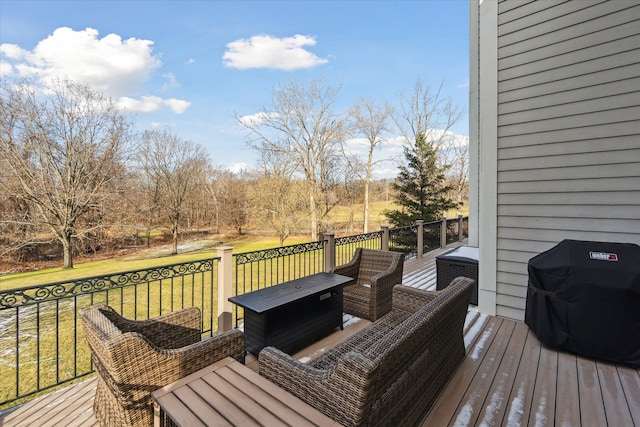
332,248,405,321
79,304,245,427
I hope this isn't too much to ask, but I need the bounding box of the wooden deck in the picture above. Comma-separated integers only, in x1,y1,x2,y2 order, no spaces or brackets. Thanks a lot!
2,244,639,427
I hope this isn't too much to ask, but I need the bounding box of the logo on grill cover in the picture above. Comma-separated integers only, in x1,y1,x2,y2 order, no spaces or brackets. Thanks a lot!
589,251,618,261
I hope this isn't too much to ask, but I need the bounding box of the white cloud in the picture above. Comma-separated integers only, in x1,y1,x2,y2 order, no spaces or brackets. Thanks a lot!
162,72,180,90
0,43,28,60
238,112,280,126
0,61,13,77
223,34,328,70
228,162,249,174
116,96,164,113
151,121,173,128
164,98,190,114
1,27,190,115
116,96,191,114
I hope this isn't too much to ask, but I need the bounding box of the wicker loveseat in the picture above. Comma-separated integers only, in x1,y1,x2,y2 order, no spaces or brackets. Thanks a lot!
79,304,245,427
332,248,405,321
259,277,474,427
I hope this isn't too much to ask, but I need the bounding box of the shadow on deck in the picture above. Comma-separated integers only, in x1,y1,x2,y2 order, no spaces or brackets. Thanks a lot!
2,243,639,426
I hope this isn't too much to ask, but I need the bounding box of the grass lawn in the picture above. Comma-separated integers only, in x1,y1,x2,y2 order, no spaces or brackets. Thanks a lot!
0,235,311,291
0,200,467,290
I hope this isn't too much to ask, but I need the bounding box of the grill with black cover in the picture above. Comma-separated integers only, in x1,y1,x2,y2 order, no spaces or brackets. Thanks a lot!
525,239,640,367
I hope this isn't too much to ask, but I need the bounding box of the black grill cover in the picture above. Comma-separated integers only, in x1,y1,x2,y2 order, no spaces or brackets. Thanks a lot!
525,239,640,367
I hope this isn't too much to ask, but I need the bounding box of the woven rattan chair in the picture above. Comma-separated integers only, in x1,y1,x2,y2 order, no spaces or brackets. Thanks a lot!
79,304,245,427
333,248,405,321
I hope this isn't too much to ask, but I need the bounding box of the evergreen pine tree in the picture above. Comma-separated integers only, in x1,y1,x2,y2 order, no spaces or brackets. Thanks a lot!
385,133,458,227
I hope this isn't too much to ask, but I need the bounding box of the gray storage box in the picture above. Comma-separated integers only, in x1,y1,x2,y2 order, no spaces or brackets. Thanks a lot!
436,246,478,305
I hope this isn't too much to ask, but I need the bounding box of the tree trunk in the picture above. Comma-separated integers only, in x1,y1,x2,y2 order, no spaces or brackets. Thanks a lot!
363,180,370,233
172,224,179,255
309,188,318,241
62,232,74,269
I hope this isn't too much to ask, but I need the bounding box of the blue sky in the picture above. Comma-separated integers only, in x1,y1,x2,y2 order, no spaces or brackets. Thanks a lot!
0,0,469,177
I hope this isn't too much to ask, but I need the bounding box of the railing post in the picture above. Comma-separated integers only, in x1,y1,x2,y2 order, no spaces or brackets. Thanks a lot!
441,217,447,249
217,246,233,333
324,232,336,272
416,220,424,259
458,214,464,242
381,225,389,251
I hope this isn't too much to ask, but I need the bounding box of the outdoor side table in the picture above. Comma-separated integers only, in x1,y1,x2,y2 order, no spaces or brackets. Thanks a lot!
436,246,479,305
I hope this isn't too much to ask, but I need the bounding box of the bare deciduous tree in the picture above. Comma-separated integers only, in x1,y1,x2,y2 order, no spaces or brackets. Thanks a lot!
395,79,463,158
0,78,135,268
248,150,306,245
239,79,347,240
347,98,394,232
140,129,209,254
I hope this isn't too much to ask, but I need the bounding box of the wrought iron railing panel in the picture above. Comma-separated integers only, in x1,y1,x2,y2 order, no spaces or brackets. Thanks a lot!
389,224,419,259
334,231,383,266
423,220,442,254
0,259,218,409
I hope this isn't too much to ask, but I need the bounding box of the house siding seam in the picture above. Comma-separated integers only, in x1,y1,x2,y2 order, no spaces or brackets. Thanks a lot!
494,0,640,321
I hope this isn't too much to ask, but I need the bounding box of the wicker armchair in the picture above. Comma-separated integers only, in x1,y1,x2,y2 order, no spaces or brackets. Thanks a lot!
79,304,245,427
332,248,405,321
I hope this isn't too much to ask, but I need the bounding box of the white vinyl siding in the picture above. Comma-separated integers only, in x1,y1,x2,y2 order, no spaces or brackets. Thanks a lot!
491,0,640,321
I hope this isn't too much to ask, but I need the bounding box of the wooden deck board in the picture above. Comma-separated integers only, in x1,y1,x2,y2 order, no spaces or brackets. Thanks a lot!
2,243,639,427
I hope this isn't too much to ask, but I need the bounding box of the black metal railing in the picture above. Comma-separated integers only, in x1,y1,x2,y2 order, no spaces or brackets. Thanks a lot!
0,259,218,409
334,230,384,265
389,224,419,258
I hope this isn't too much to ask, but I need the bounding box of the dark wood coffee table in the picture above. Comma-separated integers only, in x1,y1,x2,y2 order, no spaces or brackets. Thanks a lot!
229,272,353,355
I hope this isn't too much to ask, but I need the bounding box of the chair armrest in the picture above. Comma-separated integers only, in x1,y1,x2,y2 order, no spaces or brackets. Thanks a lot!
112,328,245,387
331,261,360,279
392,285,438,314
331,248,361,278
107,306,202,349
259,346,375,426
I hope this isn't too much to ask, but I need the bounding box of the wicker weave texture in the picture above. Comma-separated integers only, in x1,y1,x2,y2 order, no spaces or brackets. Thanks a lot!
333,248,405,321
259,277,474,427
79,305,245,427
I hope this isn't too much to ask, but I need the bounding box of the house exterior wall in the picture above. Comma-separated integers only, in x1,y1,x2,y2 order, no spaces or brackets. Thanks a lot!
471,0,640,321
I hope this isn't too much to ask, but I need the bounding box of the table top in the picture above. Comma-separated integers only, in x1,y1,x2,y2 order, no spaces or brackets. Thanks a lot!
436,245,479,262
152,357,342,427
228,272,353,314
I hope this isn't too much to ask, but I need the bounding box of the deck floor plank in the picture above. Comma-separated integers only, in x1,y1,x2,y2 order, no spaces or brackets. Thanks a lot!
447,319,516,427
2,243,640,427
619,366,640,426
556,351,582,426
528,344,559,426
502,328,542,427
475,321,529,427
418,316,505,426
577,357,608,427
606,364,640,427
